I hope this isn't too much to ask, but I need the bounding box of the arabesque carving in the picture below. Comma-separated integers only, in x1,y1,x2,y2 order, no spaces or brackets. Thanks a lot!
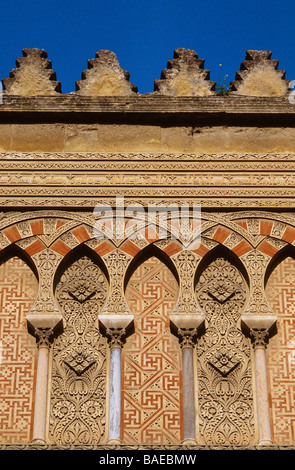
171,250,202,315
101,249,132,316
241,250,274,317
29,249,62,317
48,255,109,445
195,257,255,445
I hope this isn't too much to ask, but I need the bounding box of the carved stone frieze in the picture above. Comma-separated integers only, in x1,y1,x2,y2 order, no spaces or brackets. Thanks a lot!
1,151,295,160
2,170,295,187
0,151,295,207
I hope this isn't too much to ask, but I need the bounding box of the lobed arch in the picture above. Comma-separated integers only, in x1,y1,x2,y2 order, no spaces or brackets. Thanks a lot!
1,213,295,312
194,243,250,292
0,242,39,281
123,242,180,293
264,243,295,288
52,242,110,294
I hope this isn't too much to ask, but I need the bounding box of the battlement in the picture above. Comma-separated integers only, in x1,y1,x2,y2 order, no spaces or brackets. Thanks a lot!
0,47,292,98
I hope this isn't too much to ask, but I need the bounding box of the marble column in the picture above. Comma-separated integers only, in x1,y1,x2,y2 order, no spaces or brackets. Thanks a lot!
170,313,205,445
106,327,126,444
250,328,273,445
241,315,277,446
98,314,134,444
177,328,198,444
27,313,63,444
31,328,54,444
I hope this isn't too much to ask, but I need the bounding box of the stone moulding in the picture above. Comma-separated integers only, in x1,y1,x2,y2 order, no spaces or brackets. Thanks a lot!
0,94,294,114
0,443,293,450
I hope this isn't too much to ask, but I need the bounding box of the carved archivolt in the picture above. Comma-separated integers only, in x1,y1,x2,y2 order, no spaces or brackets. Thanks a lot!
48,255,109,445
195,257,255,445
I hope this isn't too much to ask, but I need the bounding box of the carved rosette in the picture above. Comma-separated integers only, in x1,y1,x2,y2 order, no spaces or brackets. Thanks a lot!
195,257,255,446
48,256,108,445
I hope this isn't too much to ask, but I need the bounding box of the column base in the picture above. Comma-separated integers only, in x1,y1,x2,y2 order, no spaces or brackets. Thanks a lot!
182,438,198,445
107,439,122,445
31,438,47,445
258,440,273,446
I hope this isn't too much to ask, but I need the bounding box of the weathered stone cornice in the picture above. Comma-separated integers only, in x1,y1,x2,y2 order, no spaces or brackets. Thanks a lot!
0,95,294,117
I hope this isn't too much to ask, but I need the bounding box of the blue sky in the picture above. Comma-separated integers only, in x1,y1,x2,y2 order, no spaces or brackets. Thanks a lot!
0,0,294,94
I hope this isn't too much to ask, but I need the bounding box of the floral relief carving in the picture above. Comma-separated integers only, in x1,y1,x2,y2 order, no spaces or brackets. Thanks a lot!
171,250,202,315
241,249,273,316
195,257,255,445
101,249,132,315
48,255,108,445
30,249,62,315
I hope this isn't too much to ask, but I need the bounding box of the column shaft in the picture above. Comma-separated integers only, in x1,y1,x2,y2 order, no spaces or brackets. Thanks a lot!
254,344,272,445
32,344,50,443
108,347,122,443
182,346,196,443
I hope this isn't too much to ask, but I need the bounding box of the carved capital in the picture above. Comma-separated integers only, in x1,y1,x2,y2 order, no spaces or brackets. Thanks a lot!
34,327,55,349
98,314,134,350
27,313,64,339
241,315,277,349
105,327,127,350
177,328,198,350
249,329,269,349
170,313,205,350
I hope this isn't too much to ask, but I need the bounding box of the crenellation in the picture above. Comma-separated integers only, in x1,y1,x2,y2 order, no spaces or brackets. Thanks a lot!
230,49,290,97
0,47,293,97
2,48,61,96
154,48,216,96
75,49,138,96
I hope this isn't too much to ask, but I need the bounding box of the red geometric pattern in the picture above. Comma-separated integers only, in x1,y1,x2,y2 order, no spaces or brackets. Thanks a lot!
266,256,295,445
122,256,182,444
0,257,38,443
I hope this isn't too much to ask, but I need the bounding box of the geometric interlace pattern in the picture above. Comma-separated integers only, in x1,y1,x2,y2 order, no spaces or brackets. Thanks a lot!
0,257,38,443
122,256,181,444
266,256,295,445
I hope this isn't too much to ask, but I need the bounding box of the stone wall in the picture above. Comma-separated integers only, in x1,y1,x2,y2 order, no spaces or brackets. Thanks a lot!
0,47,295,449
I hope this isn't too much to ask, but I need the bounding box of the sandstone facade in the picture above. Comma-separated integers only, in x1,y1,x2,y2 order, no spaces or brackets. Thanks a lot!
0,48,295,450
